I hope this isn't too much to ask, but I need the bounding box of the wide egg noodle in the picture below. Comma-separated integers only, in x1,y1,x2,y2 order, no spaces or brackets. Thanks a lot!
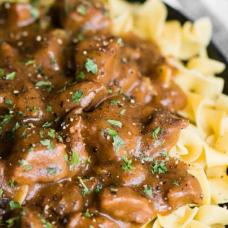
108,0,228,227
187,57,226,76
157,206,199,228
195,205,228,226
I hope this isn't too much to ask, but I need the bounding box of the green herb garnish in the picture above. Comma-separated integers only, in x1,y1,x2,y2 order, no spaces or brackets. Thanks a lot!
40,139,54,150
78,177,90,195
143,185,153,197
121,155,133,171
85,58,98,74
77,5,87,15
107,119,122,128
72,90,83,103
151,160,167,174
76,71,85,80
48,129,55,139
35,80,53,91
46,167,58,175
9,201,21,210
69,150,80,170
151,127,162,140
6,72,16,80
19,160,32,171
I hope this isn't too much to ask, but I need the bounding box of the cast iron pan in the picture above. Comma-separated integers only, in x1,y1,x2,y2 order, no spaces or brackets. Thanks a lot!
127,0,228,93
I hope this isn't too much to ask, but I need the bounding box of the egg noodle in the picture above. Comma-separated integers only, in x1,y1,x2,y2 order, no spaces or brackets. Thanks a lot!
108,0,228,227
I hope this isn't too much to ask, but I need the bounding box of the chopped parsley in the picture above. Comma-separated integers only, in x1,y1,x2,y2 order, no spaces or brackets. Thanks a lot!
0,68,5,78
46,105,52,113
69,150,80,170
76,71,85,81
151,127,162,140
113,135,125,153
9,201,21,210
41,217,53,228
40,139,54,150
4,98,13,106
143,185,153,197
0,188,3,198
78,177,90,195
151,160,167,174
77,5,87,15
107,119,122,128
0,113,13,133
8,179,16,188
106,128,125,153
25,59,35,66
6,72,16,80
46,167,58,175
72,90,83,103
48,129,56,139
110,99,121,105
107,128,117,137
172,179,180,186
31,7,39,19
120,108,126,115
94,184,103,193
42,122,52,128
19,160,32,171
121,155,133,171
6,216,19,227
85,58,98,74
35,80,53,92
161,151,168,158
83,209,93,218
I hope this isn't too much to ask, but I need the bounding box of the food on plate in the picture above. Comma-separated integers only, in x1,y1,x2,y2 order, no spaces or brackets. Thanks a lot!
0,0,228,227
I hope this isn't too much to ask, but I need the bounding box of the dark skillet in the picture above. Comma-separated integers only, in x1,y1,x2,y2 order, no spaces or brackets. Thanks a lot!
127,0,228,94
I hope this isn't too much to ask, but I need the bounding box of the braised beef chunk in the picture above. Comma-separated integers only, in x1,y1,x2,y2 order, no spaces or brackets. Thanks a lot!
0,1,203,227
54,0,110,34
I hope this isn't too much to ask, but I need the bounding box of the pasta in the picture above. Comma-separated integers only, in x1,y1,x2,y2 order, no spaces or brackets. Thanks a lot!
108,0,228,227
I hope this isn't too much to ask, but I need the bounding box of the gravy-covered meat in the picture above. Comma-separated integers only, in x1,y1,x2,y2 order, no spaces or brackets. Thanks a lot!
0,1,203,227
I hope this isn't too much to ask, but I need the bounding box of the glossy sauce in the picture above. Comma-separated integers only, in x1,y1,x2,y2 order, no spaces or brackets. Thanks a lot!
0,1,202,227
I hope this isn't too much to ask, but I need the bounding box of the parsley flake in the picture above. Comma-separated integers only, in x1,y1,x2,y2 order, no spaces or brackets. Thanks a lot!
48,129,55,139
0,188,3,198
85,58,98,74
106,128,125,152
77,4,87,15
107,119,122,128
41,217,53,228
40,139,54,150
25,59,35,66
151,160,167,174
19,160,32,171
69,150,80,170
46,167,58,175
35,80,53,92
83,209,93,218
6,72,16,80
72,90,83,103
46,105,52,113
113,135,125,153
121,155,133,171
151,127,162,140
143,185,153,197
6,216,19,227
0,68,5,78
78,177,90,195
76,71,85,81
9,201,21,210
